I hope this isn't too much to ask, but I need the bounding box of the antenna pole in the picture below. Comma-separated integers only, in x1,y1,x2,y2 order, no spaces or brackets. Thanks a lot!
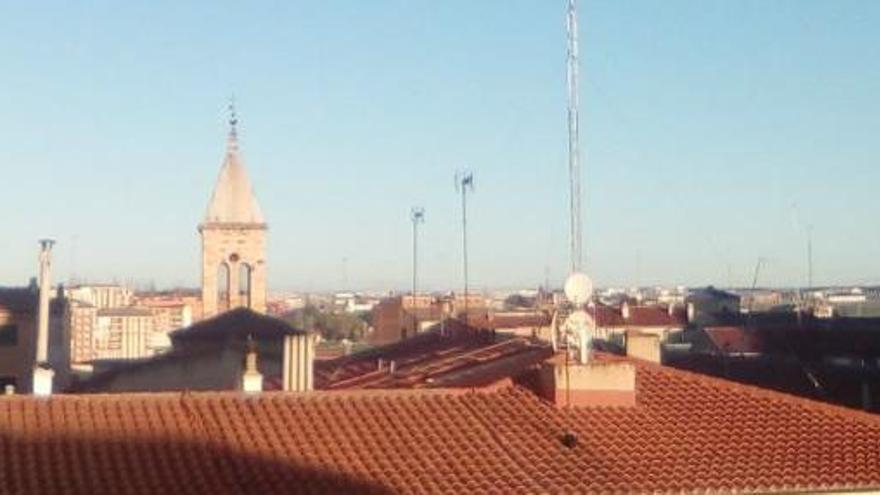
567,0,582,273
807,225,813,290
462,180,469,323
457,173,474,324
411,207,425,331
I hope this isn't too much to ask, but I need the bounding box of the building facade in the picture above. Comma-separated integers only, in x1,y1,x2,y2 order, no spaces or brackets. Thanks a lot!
93,307,162,361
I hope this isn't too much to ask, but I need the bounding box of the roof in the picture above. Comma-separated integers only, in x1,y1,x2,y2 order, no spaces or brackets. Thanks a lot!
688,286,740,301
170,307,307,344
5,357,880,494
201,132,265,225
589,304,687,328
468,311,551,330
704,326,763,354
0,287,36,312
316,329,552,390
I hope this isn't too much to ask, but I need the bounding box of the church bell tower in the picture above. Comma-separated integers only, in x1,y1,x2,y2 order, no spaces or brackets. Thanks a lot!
199,104,267,317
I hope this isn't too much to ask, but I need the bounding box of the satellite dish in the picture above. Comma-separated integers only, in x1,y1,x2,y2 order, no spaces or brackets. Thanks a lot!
564,272,593,306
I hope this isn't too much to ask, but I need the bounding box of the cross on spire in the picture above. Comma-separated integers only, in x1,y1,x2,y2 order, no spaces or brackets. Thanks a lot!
226,96,240,153
228,96,239,140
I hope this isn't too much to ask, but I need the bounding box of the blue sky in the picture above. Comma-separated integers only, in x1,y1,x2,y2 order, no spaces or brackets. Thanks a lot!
1,1,879,291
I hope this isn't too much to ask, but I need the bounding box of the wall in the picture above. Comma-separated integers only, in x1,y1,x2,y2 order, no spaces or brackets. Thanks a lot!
201,226,267,317
0,307,36,392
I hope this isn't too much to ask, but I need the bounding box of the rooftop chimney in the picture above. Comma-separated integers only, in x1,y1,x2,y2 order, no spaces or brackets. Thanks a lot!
621,302,631,320
241,346,263,393
283,333,320,392
537,356,636,408
33,239,55,397
626,330,661,364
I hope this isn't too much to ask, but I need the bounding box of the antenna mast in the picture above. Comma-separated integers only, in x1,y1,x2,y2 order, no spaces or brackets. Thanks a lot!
457,172,474,323
567,0,582,273
411,207,425,329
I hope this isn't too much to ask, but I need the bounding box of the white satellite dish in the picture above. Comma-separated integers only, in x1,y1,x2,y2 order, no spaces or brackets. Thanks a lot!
564,272,593,306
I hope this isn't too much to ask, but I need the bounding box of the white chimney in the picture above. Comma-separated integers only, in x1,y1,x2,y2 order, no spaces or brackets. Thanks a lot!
283,333,320,392
33,239,55,397
241,348,263,393
621,302,631,320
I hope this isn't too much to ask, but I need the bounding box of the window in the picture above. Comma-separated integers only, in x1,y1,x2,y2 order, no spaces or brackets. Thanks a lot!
0,324,18,346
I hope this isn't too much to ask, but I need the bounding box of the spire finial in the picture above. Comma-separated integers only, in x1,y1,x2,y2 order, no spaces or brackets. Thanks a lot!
228,96,239,140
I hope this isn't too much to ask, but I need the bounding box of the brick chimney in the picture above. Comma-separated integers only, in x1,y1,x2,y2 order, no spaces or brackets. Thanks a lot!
32,239,55,397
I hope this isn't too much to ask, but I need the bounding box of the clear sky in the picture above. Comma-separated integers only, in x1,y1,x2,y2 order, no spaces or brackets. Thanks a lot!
1,1,879,292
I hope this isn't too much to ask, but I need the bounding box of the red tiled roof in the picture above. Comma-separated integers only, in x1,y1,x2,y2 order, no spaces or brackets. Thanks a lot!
467,312,551,331
590,304,686,328
316,329,551,390
3,358,880,493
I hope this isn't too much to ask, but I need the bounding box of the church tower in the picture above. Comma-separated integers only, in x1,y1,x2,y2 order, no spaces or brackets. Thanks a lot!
199,106,267,317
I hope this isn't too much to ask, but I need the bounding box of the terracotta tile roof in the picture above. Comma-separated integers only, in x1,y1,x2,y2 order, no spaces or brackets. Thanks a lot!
3,358,880,494
316,329,551,390
589,304,686,328
467,312,551,331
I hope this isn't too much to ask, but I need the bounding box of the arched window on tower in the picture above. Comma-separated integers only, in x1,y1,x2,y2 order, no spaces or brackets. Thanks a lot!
217,262,230,312
239,263,252,309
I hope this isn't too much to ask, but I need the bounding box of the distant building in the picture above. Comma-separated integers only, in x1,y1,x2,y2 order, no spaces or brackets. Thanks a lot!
133,292,199,331
92,307,162,361
67,300,97,364
65,284,132,309
590,302,688,343
199,117,268,317
686,286,740,326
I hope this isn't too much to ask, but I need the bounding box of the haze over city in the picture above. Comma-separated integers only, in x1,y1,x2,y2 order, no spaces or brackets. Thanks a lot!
3,1,879,291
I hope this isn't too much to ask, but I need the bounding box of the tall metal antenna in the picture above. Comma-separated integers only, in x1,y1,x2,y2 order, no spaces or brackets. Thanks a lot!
806,224,814,289
567,0,583,273
410,206,425,329
456,171,475,323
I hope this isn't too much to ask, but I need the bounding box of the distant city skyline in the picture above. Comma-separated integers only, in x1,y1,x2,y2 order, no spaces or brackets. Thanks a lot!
2,1,880,291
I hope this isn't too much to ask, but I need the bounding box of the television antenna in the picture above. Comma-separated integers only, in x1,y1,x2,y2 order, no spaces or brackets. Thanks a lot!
552,1,594,366
410,206,425,329
455,170,475,322
567,0,582,273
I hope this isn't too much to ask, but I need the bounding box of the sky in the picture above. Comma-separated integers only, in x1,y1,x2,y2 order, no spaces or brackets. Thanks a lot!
1,1,879,292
